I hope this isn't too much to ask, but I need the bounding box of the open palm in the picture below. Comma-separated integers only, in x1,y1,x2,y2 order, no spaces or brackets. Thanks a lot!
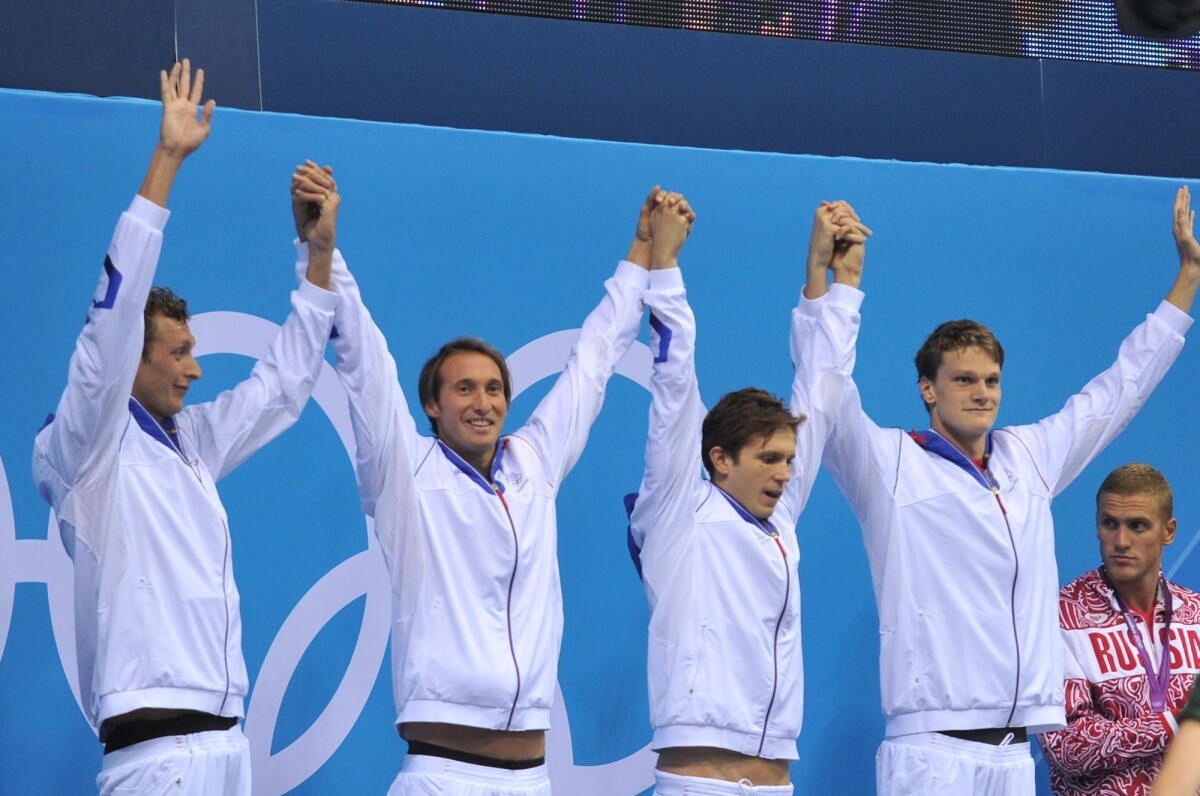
158,59,214,156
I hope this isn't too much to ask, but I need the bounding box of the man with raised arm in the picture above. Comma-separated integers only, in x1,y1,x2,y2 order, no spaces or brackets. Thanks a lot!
628,199,870,795
33,61,341,795
1042,464,1200,795
292,166,664,795
810,189,1200,795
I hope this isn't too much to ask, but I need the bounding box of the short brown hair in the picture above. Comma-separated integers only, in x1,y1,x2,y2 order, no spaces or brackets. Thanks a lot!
143,286,190,360
417,337,512,434
914,319,1004,413
701,388,803,478
1096,463,1174,524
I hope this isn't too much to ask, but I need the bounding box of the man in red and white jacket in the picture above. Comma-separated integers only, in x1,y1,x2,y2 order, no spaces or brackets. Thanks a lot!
1042,464,1200,795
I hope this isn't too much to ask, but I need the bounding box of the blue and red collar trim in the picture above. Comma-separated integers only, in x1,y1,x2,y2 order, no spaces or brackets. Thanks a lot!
436,437,508,494
909,428,995,491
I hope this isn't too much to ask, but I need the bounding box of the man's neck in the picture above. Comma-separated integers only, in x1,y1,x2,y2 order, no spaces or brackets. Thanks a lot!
711,482,771,525
1114,573,1160,614
930,423,987,461
470,452,496,479
446,444,494,480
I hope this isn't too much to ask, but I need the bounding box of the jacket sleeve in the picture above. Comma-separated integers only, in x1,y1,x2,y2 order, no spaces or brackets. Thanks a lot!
301,244,425,508
1004,301,1190,497
784,282,862,520
309,245,428,589
803,286,902,581
33,196,168,543
1040,642,1175,776
630,268,702,597
183,272,340,480
510,260,647,491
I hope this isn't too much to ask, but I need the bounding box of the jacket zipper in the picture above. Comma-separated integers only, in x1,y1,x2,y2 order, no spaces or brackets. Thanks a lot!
494,485,523,730
985,475,1021,727
918,432,1023,728
757,531,790,756
174,425,233,715
218,516,232,714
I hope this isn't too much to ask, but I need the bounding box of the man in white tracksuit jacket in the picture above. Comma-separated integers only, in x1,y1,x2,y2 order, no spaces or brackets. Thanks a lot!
292,167,666,795
629,200,871,795
807,187,1200,795
33,62,341,795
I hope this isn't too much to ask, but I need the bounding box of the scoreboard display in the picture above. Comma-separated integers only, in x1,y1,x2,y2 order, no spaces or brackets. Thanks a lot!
349,0,1200,69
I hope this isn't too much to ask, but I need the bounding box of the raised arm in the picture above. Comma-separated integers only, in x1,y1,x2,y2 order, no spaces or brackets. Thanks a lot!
291,160,338,290
626,185,666,270
1166,185,1200,313
180,164,339,480
509,189,653,487
139,60,215,208
290,163,425,525
649,191,695,271
631,193,701,588
786,201,869,518
802,200,872,299
35,62,213,497
1006,190,1194,495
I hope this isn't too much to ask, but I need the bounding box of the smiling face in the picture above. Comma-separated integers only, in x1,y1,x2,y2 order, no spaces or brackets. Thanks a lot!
1097,491,1175,602
920,346,1001,459
424,351,509,475
709,430,796,521
131,314,202,422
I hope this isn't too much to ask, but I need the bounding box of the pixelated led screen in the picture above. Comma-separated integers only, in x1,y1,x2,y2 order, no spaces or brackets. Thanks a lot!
350,0,1200,69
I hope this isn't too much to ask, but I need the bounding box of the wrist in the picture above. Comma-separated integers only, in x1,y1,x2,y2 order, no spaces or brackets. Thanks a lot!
806,250,832,273
152,142,191,165
308,237,335,255
626,239,651,270
831,264,863,288
803,265,829,298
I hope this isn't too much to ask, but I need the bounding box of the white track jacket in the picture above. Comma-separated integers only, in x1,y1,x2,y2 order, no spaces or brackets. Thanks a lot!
629,274,861,759
814,294,1190,738
34,196,339,729
315,247,646,731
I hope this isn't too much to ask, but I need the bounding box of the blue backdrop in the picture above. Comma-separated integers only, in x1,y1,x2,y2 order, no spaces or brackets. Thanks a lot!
2,87,1199,794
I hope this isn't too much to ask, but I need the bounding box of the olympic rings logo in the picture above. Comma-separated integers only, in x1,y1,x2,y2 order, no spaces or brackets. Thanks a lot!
0,312,656,795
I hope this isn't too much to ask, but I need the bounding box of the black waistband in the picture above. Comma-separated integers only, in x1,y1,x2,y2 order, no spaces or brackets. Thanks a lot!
940,726,1028,745
405,739,545,770
102,712,237,755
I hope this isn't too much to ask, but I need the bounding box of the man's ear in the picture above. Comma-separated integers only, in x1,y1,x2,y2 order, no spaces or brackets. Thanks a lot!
919,377,936,408
708,446,733,480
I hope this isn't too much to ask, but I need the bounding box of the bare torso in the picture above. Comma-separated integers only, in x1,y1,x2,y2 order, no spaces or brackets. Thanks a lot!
402,722,546,761
656,746,789,786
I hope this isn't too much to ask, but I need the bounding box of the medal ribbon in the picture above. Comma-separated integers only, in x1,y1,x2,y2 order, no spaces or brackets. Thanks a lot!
1102,568,1173,713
